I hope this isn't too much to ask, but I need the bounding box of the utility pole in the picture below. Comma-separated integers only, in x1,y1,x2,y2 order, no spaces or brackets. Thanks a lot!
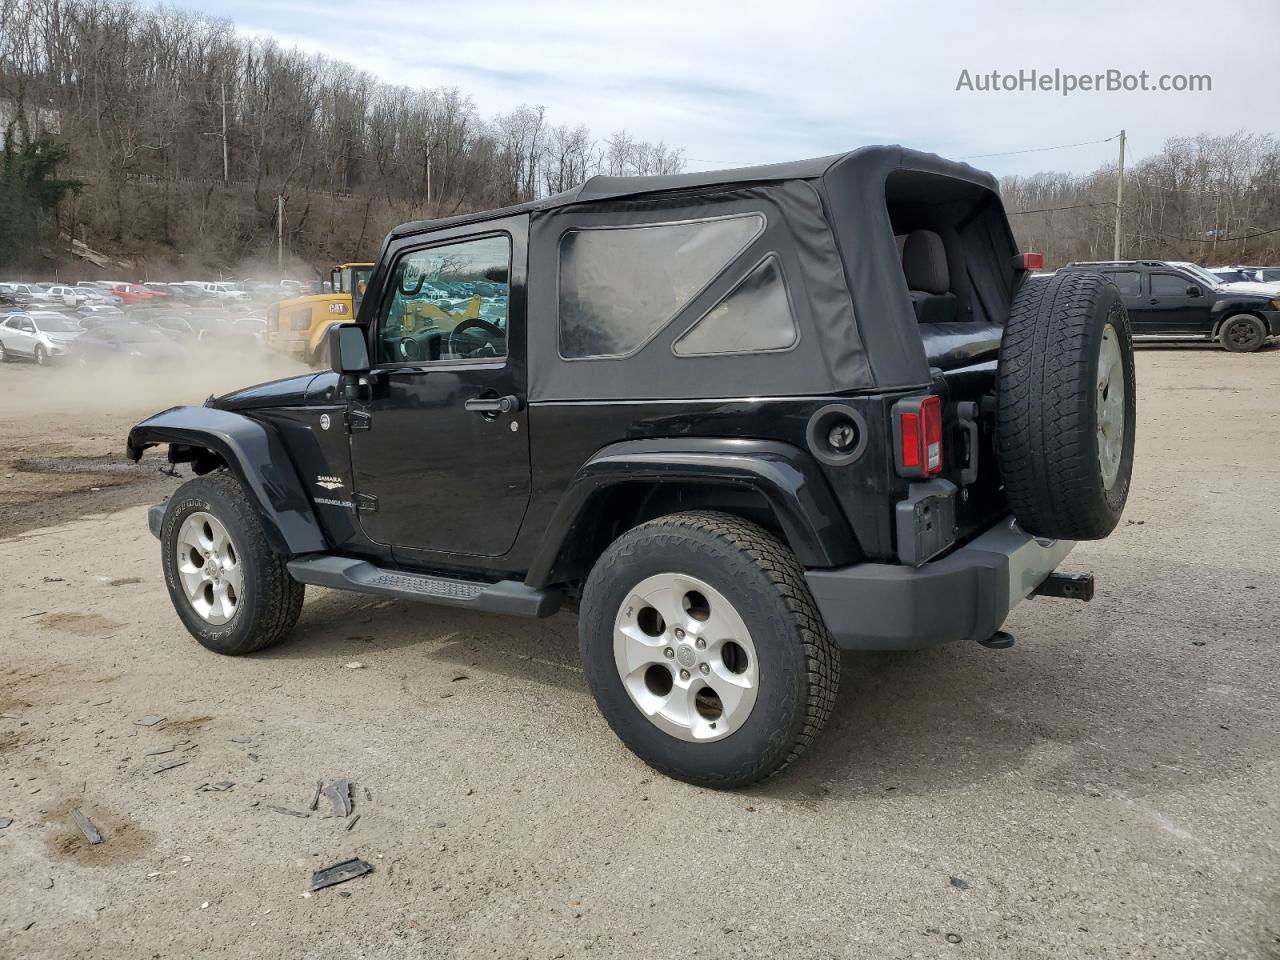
220,81,229,186
277,194,284,272
1112,129,1126,260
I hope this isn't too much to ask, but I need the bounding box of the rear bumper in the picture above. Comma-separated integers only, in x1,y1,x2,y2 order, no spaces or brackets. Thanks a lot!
805,517,1076,651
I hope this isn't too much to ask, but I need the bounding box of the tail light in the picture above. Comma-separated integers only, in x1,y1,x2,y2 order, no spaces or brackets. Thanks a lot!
893,395,943,478
1014,251,1045,271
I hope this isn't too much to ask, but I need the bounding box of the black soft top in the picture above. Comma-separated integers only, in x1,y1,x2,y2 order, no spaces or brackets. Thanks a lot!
390,146,1001,239
377,146,1015,399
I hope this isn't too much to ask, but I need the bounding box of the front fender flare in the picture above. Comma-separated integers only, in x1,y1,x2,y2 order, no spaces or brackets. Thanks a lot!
525,438,857,588
127,406,328,556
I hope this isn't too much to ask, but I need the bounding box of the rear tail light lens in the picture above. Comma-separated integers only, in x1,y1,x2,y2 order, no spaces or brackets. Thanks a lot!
1015,251,1045,271
893,395,943,478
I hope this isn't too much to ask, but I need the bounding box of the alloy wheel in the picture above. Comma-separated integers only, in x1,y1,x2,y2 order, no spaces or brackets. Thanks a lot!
175,511,244,625
1096,323,1125,490
613,572,759,743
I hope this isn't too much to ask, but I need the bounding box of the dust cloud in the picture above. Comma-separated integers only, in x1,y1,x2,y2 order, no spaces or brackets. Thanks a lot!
0,347,313,420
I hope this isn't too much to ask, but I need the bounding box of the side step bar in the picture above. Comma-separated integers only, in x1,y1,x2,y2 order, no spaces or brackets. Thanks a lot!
286,556,562,618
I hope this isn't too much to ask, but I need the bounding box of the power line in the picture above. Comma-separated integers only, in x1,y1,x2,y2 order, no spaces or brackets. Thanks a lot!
959,134,1120,161
1008,200,1117,216
1141,225,1280,243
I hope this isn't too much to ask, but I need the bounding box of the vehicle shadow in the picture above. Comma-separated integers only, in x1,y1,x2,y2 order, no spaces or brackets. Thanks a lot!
260,576,1278,806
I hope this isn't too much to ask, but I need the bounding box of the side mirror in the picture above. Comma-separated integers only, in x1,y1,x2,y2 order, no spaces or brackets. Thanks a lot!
1186,285,1201,297
328,323,370,375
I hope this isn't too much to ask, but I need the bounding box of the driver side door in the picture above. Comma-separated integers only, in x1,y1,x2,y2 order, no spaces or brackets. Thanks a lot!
348,217,531,559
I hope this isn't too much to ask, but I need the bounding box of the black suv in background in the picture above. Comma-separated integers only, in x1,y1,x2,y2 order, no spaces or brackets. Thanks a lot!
1061,259,1280,352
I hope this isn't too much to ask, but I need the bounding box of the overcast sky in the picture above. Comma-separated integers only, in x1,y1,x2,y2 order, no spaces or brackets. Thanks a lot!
208,0,1276,179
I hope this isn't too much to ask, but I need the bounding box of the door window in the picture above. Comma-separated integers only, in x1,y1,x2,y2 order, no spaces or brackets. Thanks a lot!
1103,271,1142,296
378,235,511,364
1151,273,1192,297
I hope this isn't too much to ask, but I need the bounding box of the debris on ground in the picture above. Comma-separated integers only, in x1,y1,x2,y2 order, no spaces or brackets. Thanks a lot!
135,715,166,727
269,805,310,818
308,781,322,812
230,736,253,744
949,877,970,890
343,662,365,670
0,817,13,829
310,858,372,892
144,746,175,756
198,781,234,792
363,787,372,803
71,809,102,845
345,814,360,831
151,758,189,774
322,779,352,817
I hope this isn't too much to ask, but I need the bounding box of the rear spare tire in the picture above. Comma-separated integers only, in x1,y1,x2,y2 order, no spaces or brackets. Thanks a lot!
996,271,1136,540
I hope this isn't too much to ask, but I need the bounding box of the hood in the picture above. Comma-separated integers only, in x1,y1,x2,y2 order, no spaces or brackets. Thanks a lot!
1219,281,1280,298
43,331,85,343
208,373,322,411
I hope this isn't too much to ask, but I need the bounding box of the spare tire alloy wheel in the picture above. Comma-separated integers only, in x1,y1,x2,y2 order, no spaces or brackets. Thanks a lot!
1220,315,1266,353
997,271,1137,540
613,573,759,743
1095,324,1125,491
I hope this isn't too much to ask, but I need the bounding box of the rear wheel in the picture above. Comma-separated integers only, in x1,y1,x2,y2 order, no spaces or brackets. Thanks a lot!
1219,314,1266,353
160,472,305,655
997,271,1137,540
579,511,839,788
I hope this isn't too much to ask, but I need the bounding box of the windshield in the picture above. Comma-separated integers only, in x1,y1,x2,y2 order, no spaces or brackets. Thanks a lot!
34,316,83,332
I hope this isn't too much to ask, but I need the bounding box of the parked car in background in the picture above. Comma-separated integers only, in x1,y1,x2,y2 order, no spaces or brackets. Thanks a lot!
42,284,87,308
107,282,160,305
1061,259,1280,352
72,322,186,366
76,304,128,326
0,283,43,305
0,310,86,365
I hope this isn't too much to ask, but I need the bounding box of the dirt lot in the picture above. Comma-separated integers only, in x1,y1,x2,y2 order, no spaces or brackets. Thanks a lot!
0,346,1277,959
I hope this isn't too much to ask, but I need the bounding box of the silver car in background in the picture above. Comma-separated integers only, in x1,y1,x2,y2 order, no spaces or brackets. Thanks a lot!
0,310,86,365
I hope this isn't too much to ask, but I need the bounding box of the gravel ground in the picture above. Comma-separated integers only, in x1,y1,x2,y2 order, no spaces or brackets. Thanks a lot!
0,345,1277,959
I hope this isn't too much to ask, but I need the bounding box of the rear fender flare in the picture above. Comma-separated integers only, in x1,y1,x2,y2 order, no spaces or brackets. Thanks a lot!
127,406,327,556
525,438,857,588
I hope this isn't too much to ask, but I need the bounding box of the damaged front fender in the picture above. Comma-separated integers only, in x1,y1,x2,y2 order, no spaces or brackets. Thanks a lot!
127,405,328,556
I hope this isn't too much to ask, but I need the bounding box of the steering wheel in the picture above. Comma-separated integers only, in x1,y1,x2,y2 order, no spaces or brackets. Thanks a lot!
447,317,503,358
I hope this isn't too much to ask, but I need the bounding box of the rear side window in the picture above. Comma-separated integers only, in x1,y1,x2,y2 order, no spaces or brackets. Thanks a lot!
558,214,764,359
673,256,798,357
1104,271,1142,295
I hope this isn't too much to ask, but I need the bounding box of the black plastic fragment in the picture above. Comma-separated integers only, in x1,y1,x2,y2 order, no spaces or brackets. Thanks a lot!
310,858,372,891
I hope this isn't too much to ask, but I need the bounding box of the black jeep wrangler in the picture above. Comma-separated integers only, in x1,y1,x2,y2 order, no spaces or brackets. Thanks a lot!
128,147,1136,787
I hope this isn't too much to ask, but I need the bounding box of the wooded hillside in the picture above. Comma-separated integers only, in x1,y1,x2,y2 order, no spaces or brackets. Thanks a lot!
1,0,1276,277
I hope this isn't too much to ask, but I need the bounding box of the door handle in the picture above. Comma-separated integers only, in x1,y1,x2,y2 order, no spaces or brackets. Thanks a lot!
464,394,520,414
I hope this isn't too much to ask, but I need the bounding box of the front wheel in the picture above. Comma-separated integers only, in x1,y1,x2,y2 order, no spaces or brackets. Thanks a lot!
33,344,47,366
579,511,839,789
1219,314,1266,353
0,340,8,362
160,472,305,655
